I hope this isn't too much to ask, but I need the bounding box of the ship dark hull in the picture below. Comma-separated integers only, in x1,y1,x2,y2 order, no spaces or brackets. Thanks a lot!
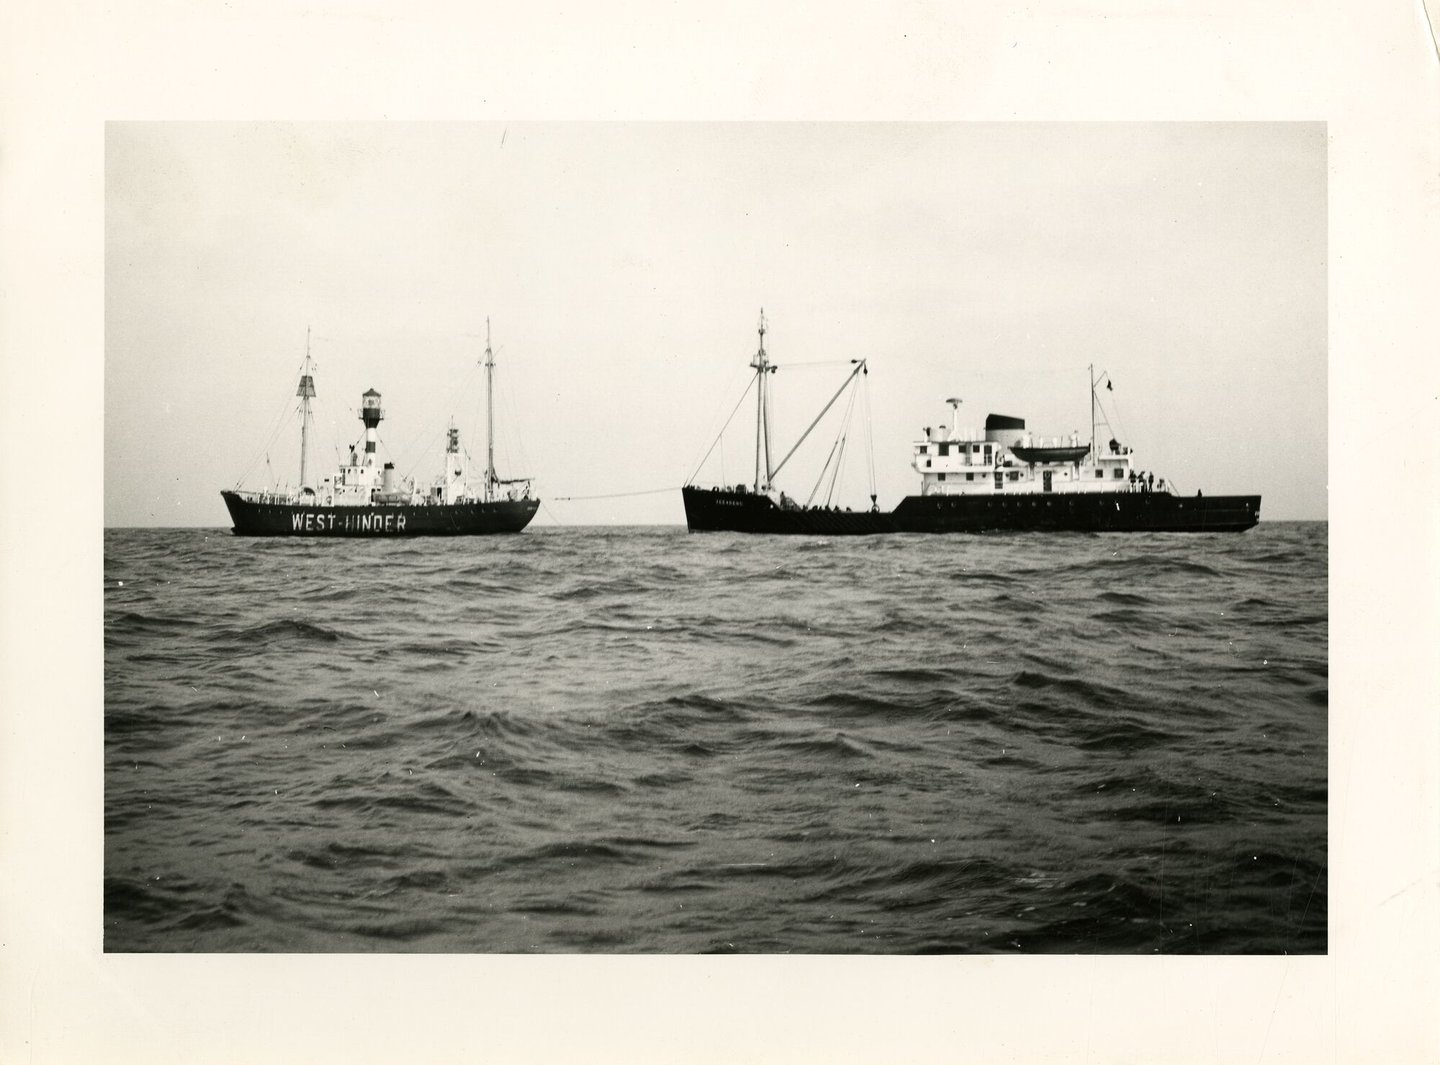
683,486,1260,534
890,490,1260,533
681,487,898,535
221,491,539,537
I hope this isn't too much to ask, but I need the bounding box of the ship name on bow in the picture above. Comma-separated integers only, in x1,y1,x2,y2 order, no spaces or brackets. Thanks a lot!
291,512,409,533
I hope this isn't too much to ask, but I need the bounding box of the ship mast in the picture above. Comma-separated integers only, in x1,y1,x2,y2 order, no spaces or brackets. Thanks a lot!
297,326,316,490
752,309,774,492
484,317,496,503
1089,363,1096,463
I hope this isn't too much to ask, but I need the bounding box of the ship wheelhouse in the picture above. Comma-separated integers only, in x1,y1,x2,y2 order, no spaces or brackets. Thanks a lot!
912,408,1161,497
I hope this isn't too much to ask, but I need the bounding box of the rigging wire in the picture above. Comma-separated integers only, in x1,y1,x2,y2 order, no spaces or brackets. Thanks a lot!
237,404,293,489
686,374,757,485
768,360,868,483
1108,393,1131,453
680,359,754,480
551,486,681,502
397,359,477,483
1092,383,1131,455
806,432,844,507
828,432,849,506
496,364,535,484
862,367,877,505
805,381,860,507
827,387,860,505
234,354,312,487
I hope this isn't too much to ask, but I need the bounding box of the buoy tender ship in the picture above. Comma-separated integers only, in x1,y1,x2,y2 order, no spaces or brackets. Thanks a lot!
221,324,538,537
681,313,1260,535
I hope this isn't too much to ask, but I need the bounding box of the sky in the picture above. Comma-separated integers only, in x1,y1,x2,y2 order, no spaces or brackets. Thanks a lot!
105,122,1327,525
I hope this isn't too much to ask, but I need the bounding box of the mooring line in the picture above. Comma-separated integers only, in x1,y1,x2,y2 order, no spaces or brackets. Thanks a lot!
550,486,682,502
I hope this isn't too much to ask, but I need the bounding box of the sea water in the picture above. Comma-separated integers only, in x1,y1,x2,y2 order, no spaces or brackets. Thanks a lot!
104,522,1327,953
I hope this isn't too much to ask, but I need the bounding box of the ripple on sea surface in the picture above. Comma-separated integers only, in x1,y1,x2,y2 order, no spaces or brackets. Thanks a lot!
103,522,1327,953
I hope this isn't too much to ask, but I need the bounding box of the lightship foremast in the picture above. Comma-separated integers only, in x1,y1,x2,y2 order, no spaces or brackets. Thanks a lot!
297,326,316,490
484,317,496,503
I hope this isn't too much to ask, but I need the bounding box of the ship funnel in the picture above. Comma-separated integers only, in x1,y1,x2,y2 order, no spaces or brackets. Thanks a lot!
984,413,1026,448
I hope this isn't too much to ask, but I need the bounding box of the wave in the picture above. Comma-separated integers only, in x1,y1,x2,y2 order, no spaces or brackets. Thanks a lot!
106,610,203,637
204,618,351,645
1082,555,1224,578
1095,590,1155,606
1009,669,1131,709
103,524,1329,954
987,593,1047,615
335,917,453,942
104,874,255,942
771,731,877,761
546,577,652,601
805,689,920,713
284,840,414,871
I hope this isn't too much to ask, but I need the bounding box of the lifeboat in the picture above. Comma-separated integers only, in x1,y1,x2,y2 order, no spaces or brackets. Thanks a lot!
1009,444,1091,465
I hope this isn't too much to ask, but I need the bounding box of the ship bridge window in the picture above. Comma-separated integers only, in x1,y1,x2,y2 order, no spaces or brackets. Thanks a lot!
1113,468,1124,478
919,445,928,455
938,443,949,456
966,472,974,481
1008,470,1020,481
925,459,931,468
938,472,946,481
1095,469,1104,479
971,444,980,454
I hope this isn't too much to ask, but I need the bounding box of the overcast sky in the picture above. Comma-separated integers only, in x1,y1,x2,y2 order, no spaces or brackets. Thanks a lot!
105,121,1326,525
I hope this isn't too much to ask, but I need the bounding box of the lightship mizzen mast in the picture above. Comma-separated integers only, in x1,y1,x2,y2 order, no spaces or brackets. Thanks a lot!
484,317,496,503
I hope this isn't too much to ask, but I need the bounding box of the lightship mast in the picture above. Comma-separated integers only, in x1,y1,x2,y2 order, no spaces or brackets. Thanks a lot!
297,326,316,490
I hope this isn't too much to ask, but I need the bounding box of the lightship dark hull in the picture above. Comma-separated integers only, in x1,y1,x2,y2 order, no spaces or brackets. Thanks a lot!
221,491,539,537
682,486,1260,534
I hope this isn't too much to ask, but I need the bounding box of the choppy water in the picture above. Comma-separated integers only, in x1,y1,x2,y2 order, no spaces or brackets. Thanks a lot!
104,522,1326,953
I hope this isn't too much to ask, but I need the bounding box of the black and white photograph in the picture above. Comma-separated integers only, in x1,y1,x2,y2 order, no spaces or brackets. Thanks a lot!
102,120,1327,955
3,3,1438,1064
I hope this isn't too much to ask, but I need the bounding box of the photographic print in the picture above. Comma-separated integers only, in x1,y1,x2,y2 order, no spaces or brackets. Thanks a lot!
103,121,1327,955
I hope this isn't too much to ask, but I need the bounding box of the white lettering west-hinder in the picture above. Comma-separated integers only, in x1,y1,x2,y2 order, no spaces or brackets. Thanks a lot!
293,510,408,533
